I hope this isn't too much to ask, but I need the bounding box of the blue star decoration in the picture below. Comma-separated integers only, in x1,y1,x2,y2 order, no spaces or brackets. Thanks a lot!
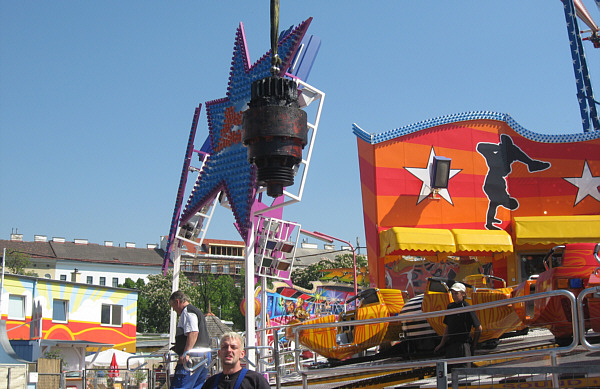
180,19,312,242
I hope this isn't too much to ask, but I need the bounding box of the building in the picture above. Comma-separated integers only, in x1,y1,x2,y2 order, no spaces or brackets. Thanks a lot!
354,112,600,294
1,273,138,369
1,234,165,286
172,237,246,284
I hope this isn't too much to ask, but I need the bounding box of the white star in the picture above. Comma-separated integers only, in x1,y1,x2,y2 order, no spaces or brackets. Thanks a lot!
563,160,600,205
405,147,461,205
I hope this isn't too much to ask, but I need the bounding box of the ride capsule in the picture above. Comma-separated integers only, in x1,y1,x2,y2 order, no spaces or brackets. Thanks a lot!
242,76,308,198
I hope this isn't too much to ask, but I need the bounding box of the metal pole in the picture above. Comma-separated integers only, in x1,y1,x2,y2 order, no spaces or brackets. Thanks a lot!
436,361,448,389
169,245,181,374
0,248,5,309
244,220,257,368
273,334,281,389
259,276,268,372
551,351,559,389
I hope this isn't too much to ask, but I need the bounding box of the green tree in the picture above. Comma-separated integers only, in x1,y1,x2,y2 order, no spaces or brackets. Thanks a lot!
291,253,369,290
195,273,245,331
137,271,196,333
3,250,37,276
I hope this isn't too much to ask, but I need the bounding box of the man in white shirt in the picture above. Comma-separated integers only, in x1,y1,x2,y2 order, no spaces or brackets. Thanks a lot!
169,291,210,389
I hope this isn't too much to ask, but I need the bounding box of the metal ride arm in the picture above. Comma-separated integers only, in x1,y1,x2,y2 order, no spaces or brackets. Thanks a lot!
182,347,215,372
182,346,271,376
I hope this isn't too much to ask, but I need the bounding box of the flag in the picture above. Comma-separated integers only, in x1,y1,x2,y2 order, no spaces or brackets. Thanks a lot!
108,352,119,378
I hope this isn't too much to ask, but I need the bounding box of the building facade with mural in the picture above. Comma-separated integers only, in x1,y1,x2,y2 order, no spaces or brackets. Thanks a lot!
354,112,600,294
2,273,138,369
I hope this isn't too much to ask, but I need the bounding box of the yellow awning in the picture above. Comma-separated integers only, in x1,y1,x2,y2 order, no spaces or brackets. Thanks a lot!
380,227,455,255
514,215,600,245
451,229,513,253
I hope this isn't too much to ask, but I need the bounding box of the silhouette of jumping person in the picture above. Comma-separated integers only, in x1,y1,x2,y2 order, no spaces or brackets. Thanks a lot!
477,134,550,230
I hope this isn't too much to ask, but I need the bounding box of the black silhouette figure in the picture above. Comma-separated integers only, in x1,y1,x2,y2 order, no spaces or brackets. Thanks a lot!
477,134,550,230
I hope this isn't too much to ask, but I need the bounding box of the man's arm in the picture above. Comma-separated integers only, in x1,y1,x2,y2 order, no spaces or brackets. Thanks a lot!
179,331,199,365
471,324,482,350
434,326,449,354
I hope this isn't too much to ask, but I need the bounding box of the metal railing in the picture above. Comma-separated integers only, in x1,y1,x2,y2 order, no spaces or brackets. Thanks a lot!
92,288,598,389
578,285,600,351
259,287,600,389
449,364,600,389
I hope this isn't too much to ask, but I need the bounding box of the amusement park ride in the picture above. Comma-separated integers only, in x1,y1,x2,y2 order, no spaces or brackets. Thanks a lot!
161,0,600,366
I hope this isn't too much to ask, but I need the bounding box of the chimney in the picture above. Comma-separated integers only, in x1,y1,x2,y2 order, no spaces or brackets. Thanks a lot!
104,241,114,247
71,268,81,283
324,243,335,250
10,234,23,241
147,244,157,249
160,236,168,250
74,239,88,245
53,237,66,243
34,235,48,242
125,242,136,248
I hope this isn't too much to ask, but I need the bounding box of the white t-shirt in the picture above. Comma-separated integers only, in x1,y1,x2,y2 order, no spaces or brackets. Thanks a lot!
178,305,199,335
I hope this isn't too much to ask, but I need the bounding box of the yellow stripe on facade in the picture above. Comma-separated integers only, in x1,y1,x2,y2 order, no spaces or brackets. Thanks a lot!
126,301,137,315
3,278,26,295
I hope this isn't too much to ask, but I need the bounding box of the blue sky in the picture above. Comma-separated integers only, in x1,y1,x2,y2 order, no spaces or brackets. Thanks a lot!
1,1,599,250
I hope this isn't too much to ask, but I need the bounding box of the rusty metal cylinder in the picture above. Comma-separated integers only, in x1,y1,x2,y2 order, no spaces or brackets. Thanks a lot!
242,76,308,197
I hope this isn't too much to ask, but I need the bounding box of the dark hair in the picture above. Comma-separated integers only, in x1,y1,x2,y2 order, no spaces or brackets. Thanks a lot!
169,290,189,303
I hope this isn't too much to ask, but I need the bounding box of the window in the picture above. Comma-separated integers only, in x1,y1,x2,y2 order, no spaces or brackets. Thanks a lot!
101,304,123,326
209,245,243,257
8,295,25,320
99,277,106,286
86,276,93,284
223,264,230,274
60,274,67,281
210,264,218,274
112,278,118,287
198,264,205,273
235,265,242,274
52,299,68,323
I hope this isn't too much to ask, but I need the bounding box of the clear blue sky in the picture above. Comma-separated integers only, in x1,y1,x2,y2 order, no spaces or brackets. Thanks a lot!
1,1,599,249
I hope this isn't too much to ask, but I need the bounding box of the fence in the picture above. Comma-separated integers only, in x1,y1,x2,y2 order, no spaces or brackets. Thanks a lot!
84,368,151,389
89,286,599,389
263,286,600,389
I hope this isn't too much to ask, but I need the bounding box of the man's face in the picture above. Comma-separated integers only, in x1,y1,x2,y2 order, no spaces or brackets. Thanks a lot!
218,337,245,367
451,290,465,303
169,299,182,315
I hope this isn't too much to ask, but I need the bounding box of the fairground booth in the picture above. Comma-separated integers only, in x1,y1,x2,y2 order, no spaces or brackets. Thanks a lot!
354,112,600,295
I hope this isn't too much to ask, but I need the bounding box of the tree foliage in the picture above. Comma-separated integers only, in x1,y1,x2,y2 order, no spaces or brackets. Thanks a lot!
3,250,37,276
291,252,369,290
128,271,246,333
195,272,245,330
135,271,196,333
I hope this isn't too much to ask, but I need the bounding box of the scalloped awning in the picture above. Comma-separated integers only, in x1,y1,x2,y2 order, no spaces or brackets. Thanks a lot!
514,215,600,245
380,227,513,255
380,227,456,255
451,229,513,253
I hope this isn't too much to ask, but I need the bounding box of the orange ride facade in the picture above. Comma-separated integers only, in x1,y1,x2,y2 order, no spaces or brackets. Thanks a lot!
354,112,600,291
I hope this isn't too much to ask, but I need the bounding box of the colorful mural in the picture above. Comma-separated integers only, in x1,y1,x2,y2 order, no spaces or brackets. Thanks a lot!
264,282,352,328
354,112,600,288
384,256,492,296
